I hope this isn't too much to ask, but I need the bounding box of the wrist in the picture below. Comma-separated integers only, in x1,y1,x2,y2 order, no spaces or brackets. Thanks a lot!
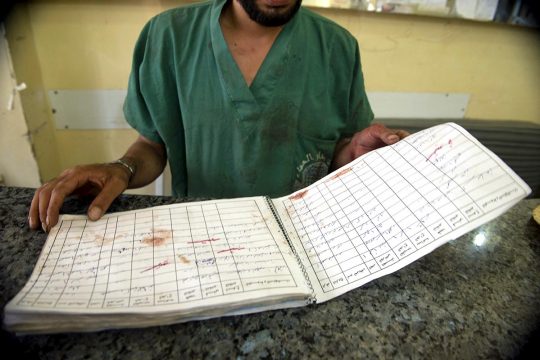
109,158,137,185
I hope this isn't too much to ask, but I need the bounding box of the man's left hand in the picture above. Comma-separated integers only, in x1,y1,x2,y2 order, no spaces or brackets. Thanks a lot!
332,123,410,169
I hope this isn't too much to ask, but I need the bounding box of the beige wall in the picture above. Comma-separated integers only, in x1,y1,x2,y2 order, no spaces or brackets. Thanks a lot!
5,0,540,187
320,7,540,122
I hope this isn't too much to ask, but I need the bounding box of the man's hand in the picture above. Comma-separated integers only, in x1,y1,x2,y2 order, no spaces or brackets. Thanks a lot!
28,135,167,232
28,163,132,232
332,123,410,169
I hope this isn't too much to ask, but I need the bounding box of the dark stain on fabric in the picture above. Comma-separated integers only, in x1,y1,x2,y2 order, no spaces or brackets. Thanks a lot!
261,100,297,146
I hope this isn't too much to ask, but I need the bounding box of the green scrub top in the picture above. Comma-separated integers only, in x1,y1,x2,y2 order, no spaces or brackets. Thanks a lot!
124,0,373,198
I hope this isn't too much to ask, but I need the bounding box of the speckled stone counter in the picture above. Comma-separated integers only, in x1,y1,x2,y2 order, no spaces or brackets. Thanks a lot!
1,186,539,359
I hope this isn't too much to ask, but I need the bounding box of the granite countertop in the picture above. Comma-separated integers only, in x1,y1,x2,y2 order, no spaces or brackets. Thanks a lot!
1,186,539,359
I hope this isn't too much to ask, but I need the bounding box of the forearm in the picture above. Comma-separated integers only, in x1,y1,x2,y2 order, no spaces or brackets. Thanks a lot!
119,136,167,189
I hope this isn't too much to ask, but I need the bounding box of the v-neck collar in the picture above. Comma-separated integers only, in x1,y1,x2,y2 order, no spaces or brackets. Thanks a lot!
210,0,299,120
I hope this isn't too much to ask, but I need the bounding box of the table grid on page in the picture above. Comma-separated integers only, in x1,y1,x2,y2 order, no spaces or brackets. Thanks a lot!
284,124,529,293
16,199,299,309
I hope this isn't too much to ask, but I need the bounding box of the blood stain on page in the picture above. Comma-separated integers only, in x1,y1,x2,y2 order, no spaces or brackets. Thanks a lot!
289,189,308,200
330,167,352,180
141,229,172,246
178,255,191,264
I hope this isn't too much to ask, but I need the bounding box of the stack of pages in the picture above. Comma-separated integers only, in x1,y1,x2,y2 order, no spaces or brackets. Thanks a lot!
3,123,531,333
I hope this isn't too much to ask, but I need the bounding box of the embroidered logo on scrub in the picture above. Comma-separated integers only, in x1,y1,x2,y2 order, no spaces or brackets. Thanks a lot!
294,151,329,190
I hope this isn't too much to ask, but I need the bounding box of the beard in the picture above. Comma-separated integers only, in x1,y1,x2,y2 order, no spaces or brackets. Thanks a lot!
237,0,303,27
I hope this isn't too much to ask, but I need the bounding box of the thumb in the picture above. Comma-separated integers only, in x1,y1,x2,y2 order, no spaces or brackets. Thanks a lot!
87,179,126,221
368,124,399,144
385,133,400,144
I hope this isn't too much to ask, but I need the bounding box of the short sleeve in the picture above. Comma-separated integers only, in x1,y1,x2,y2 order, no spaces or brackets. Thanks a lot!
122,11,189,196
123,20,164,144
344,41,374,137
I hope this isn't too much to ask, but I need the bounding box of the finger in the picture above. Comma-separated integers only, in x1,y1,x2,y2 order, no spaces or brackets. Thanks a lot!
29,188,42,230
46,176,85,231
374,129,399,144
384,132,400,144
365,123,398,144
372,125,409,144
46,166,103,231
87,177,127,221
38,184,54,232
74,182,102,198
395,129,410,139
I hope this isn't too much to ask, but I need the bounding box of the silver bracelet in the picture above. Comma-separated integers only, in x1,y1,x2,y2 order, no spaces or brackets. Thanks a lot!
111,159,136,181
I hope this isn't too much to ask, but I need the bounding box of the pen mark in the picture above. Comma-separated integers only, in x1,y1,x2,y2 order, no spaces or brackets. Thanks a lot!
217,247,245,254
426,139,452,162
141,259,169,273
187,237,220,244
426,145,443,162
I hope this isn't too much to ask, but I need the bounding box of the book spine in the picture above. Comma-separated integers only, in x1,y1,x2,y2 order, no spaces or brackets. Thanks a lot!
264,196,316,304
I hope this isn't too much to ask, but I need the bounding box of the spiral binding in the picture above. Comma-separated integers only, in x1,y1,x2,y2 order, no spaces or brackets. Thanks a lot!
264,196,316,305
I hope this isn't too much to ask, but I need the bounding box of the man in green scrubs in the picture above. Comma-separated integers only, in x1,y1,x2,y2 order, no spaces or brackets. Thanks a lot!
29,0,408,232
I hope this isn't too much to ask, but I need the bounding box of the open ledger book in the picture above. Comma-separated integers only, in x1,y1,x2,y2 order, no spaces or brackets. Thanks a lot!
4,123,531,333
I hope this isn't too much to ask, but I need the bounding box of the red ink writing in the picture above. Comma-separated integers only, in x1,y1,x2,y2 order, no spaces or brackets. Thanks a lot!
141,259,169,273
217,247,245,254
426,138,453,162
187,237,220,244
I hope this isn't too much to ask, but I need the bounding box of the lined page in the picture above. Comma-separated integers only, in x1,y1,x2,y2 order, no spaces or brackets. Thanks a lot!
274,123,531,303
9,197,309,314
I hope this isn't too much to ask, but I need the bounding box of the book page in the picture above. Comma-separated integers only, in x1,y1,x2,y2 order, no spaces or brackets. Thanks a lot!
7,197,310,318
273,123,531,303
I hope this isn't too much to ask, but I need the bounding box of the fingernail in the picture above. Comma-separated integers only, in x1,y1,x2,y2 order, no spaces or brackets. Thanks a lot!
41,222,47,232
88,207,103,221
46,216,50,227
388,135,399,142
29,216,35,229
